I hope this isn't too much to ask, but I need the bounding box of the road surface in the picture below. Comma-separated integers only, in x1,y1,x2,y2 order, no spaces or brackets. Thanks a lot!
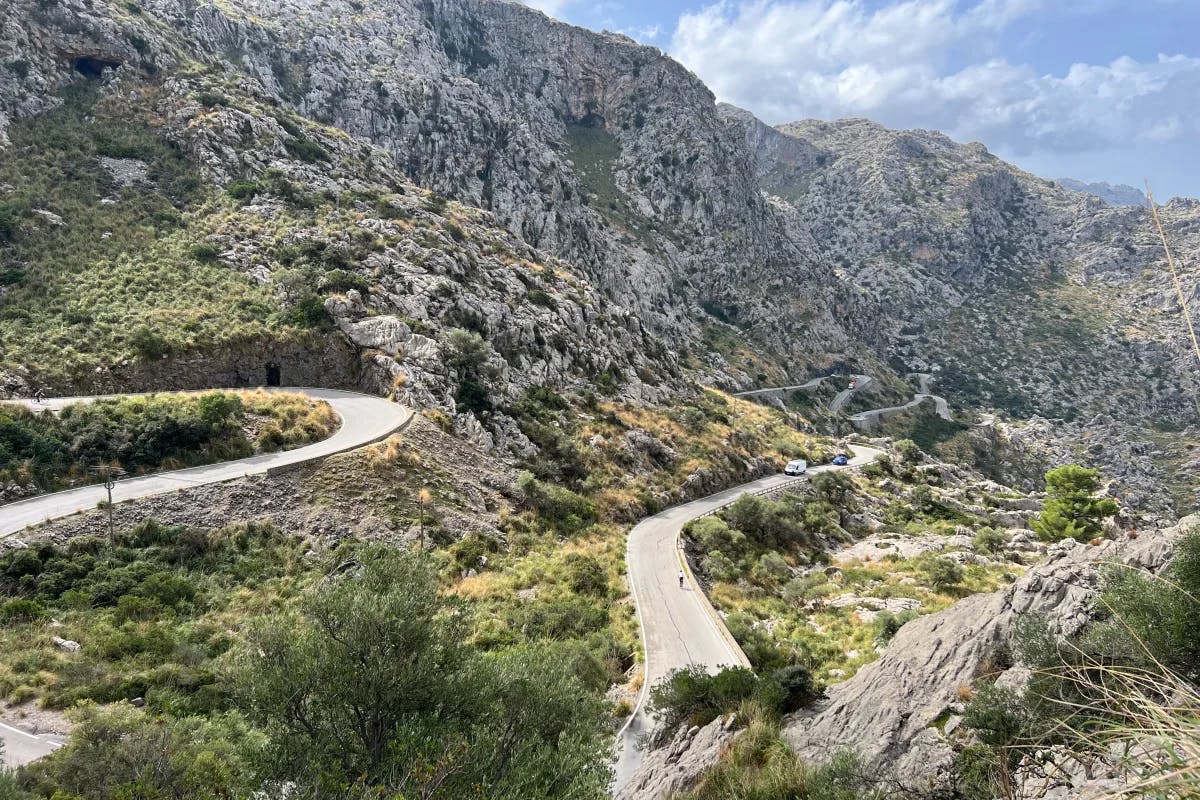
730,377,826,398
1,388,412,539
732,374,872,415
0,720,64,767
738,371,953,429
0,387,412,765
828,374,872,413
847,374,951,428
614,443,882,788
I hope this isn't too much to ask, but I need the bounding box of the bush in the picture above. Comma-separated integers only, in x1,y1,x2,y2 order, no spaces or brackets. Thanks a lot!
232,547,611,797
455,378,492,417
284,136,329,163
972,527,1010,555
129,324,172,359
770,664,822,713
872,609,918,647
442,327,493,372
894,439,923,464
0,199,28,244
318,268,369,294
0,598,45,624
226,179,263,200
649,665,763,729
962,682,1034,747
517,471,597,535
563,553,608,596
18,704,260,800
190,243,220,262
677,704,873,800
921,556,964,591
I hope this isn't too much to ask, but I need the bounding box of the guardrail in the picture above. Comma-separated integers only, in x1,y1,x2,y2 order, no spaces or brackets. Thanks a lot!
693,475,810,521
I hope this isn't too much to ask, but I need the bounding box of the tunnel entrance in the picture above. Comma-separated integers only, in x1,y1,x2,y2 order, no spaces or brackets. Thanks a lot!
72,55,123,78
265,363,281,387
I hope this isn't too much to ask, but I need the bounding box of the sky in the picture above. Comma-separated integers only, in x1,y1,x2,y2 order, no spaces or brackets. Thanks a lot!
519,0,1200,199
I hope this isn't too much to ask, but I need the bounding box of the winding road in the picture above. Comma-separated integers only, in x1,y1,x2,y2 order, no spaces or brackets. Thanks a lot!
846,372,951,428
614,443,882,789
731,374,872,414
0,388,412,540
0,387,412,766
736,371,951,430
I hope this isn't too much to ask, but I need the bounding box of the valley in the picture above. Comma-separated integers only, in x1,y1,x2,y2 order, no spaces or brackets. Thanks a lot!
0,0,1196,798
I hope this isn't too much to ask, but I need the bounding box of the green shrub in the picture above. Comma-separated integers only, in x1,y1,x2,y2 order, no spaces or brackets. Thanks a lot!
650,665,763,729
19,704,260,800
962,682,1034,746
972,527,1010,555
284,136,329,163
318,268,369,294
0,199,28,243
872,609,918,647
920,556,964,591
128,324,172,359
194,91,228,107
442,327,493,372
190,243,220,262
563,553,608,596
455,378,492,417
517,471,597,535
226,179,263,200
770,664,822,713
0,598,45,623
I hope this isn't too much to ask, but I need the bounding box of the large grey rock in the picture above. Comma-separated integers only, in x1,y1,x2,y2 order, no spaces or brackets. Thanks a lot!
615,714,740,800
782,517,1191,791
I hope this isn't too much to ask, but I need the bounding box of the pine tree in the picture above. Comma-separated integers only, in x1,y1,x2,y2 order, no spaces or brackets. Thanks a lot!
1031,465,1118,542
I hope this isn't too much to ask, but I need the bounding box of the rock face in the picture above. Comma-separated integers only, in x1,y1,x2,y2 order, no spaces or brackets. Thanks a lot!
4,0,1195,432
1057,179,1147,207
782,517,1190,791
615,714,741,800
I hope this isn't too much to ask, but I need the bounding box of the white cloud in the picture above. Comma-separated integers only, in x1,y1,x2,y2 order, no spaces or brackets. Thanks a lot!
519,0,572,19
669,0,1200,156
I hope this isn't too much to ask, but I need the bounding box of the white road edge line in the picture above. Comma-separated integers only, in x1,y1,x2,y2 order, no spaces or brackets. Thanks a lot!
613,444,881,781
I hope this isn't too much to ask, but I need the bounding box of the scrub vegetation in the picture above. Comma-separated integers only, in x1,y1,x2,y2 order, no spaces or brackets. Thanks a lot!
0,391,337,494
953,527,1200,798
683,452,1024,684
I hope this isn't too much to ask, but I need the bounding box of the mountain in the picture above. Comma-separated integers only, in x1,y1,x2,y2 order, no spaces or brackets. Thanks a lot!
1057,178,1147,207
2,2,1198,799
3,0,1198,434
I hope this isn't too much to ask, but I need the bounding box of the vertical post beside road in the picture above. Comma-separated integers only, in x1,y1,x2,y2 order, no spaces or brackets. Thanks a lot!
89,465,127,543
105,478,115,542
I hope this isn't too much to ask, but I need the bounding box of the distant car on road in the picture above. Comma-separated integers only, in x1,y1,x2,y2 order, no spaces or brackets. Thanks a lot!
847,379,857,390
784,459,808,476
832,454,849,466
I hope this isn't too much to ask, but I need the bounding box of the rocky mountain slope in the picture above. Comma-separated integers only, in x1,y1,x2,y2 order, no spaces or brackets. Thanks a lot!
726,111,1200,424
2,0,1197,435
1057,179,1146,207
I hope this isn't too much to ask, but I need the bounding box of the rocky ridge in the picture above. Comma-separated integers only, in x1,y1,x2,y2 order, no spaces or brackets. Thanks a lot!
782,517,1189,795
2,0,1198,435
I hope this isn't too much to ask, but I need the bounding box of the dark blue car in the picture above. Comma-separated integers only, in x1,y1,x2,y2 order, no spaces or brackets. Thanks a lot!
832,454,849,466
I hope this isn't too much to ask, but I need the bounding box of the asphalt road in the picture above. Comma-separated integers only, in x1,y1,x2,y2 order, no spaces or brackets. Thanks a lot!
0,387,412,766
1,388,412,539
613,443,882,788
0,720,64,768
828,374,872,413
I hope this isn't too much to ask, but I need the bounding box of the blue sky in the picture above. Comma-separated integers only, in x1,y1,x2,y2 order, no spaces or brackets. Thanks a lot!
522,0,1200,199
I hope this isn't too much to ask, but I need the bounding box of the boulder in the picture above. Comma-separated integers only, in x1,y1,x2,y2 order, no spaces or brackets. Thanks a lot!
781,516,1191,791
615,714,740,800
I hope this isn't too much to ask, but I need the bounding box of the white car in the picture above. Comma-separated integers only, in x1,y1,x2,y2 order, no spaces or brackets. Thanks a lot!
784,459,808,476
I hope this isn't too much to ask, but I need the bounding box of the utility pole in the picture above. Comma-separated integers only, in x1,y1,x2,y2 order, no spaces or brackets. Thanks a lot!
89,466,127,542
